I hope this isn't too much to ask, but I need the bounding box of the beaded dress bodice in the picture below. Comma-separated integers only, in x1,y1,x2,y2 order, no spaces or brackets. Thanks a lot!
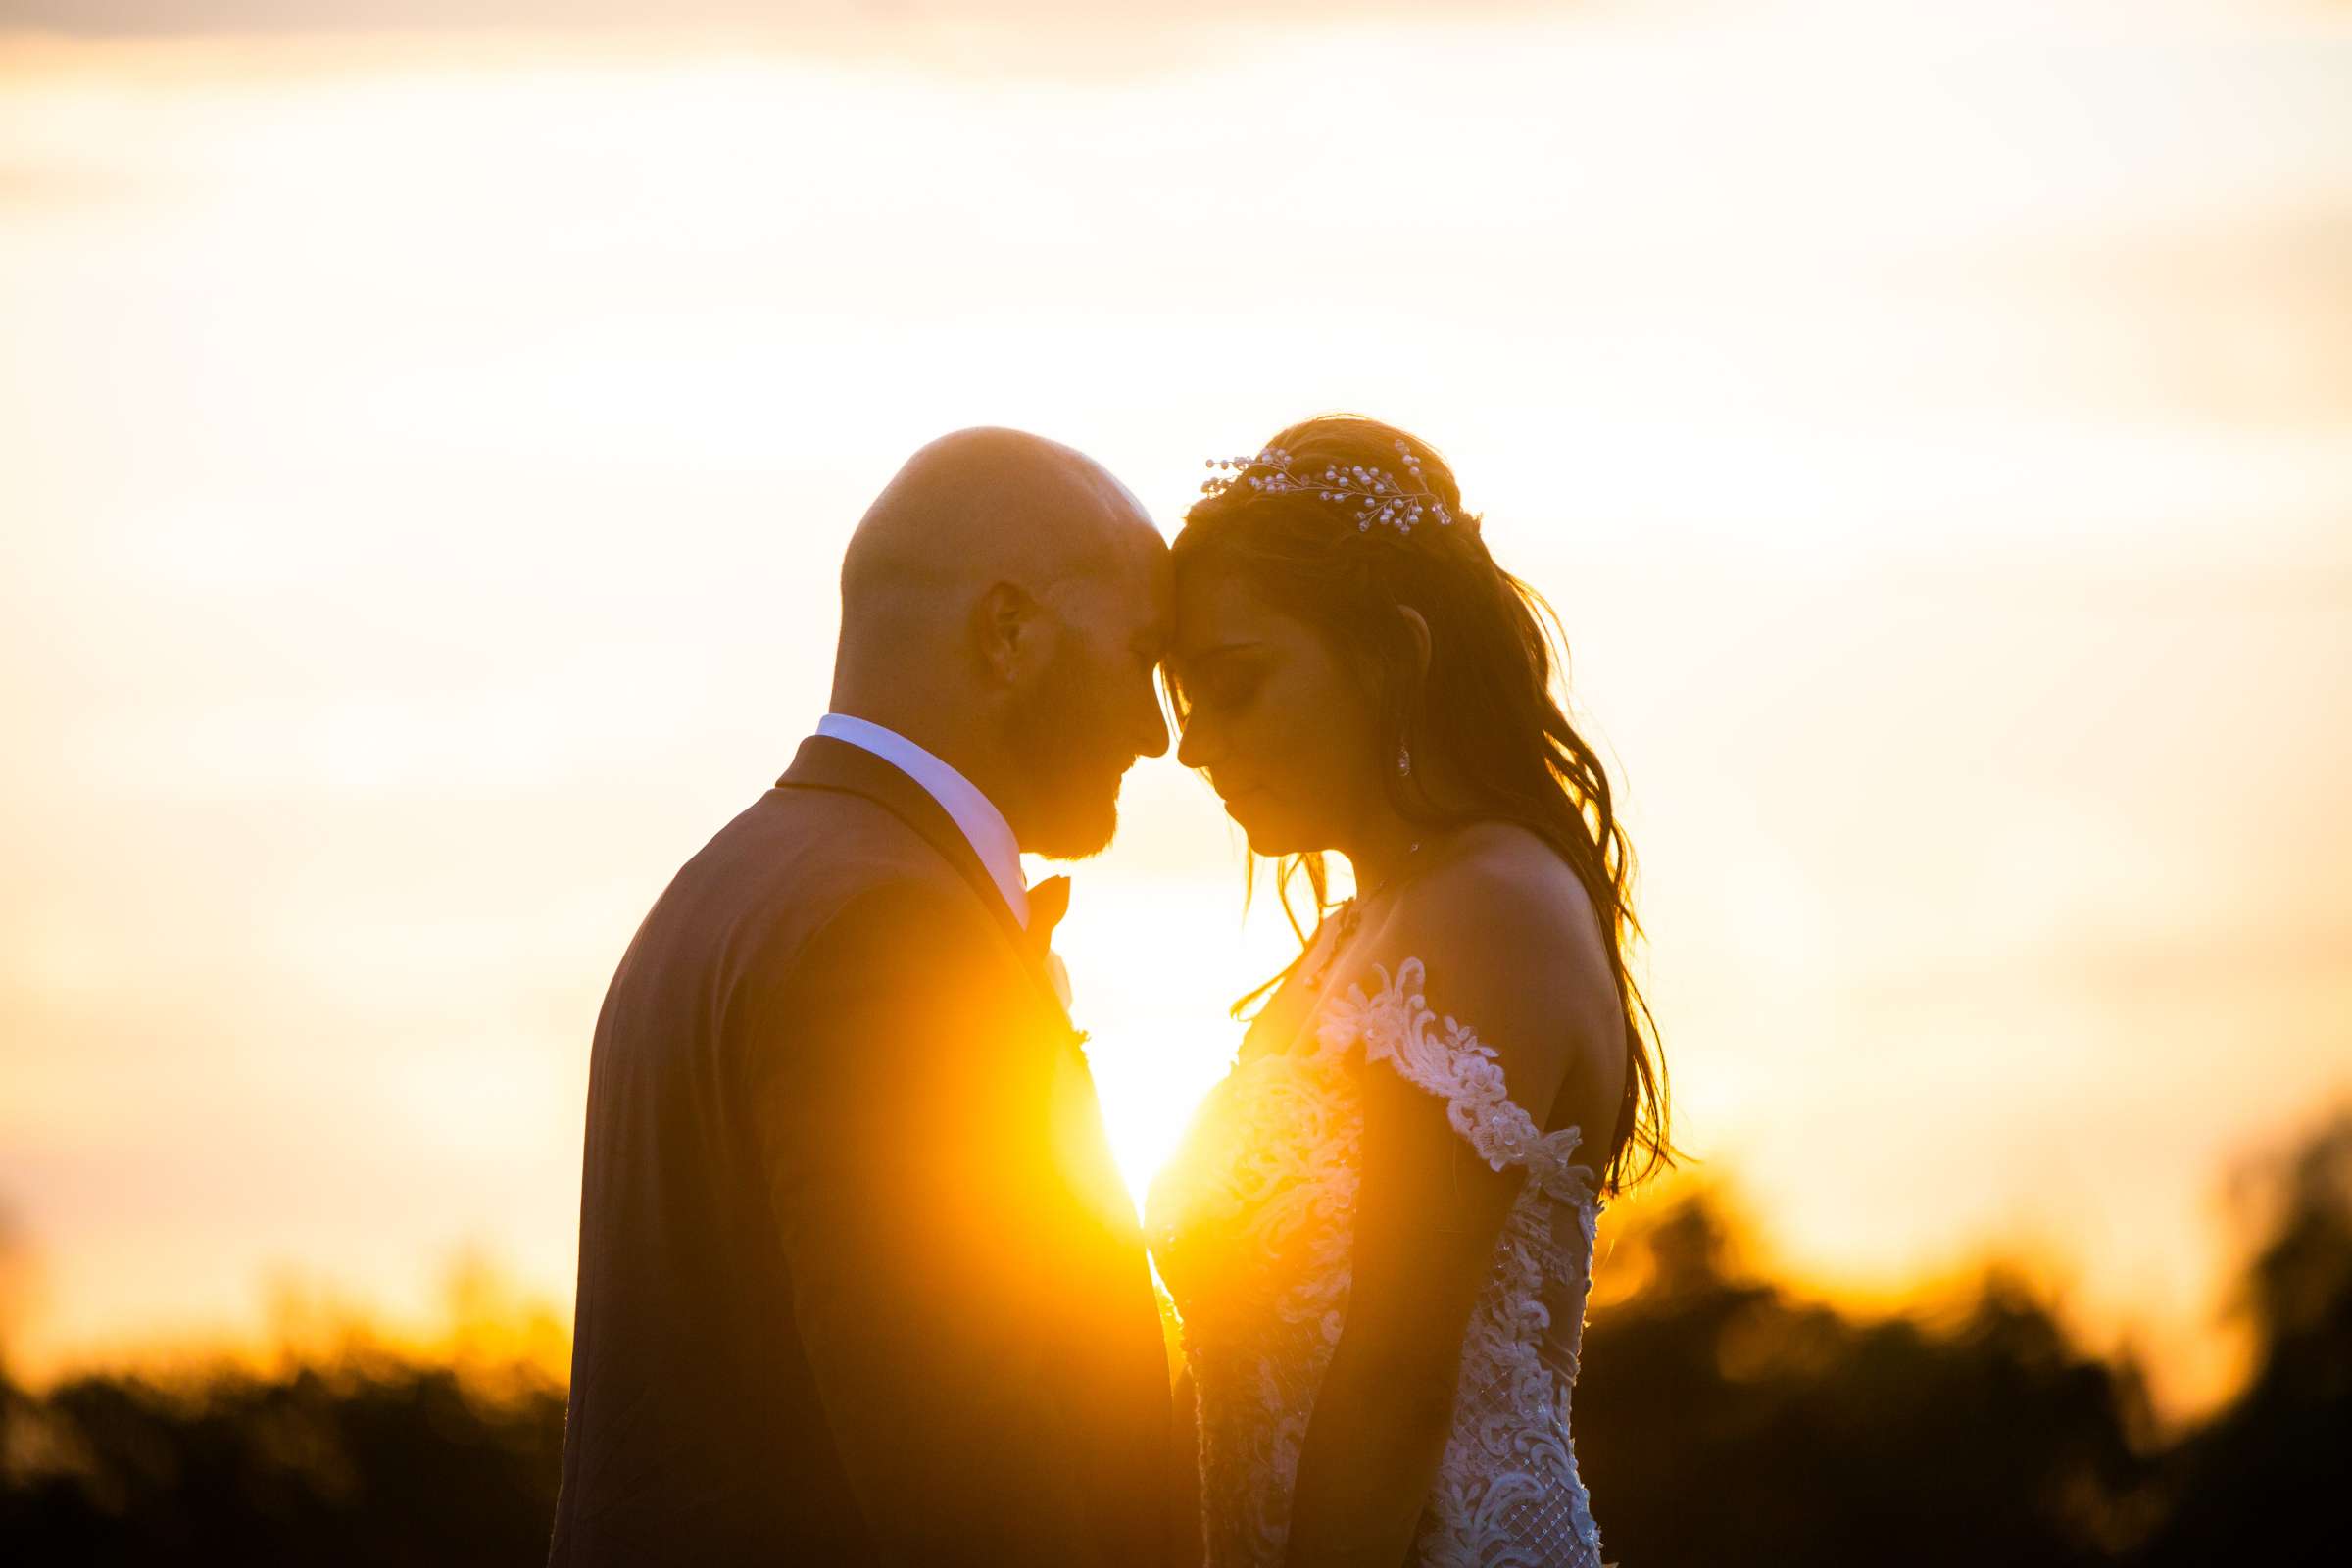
1146,958,1608,1568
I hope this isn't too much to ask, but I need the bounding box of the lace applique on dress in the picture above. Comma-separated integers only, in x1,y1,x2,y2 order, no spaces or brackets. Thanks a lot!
1147,958,1608,1568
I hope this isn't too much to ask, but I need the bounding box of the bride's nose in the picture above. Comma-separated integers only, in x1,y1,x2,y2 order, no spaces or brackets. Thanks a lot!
1175,711,1215,771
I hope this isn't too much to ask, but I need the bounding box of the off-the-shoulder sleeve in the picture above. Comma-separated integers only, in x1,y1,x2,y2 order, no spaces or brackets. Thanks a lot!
1315,956,1595,1203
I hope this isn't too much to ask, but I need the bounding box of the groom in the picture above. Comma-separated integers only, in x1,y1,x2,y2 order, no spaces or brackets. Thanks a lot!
549,429,1175,1566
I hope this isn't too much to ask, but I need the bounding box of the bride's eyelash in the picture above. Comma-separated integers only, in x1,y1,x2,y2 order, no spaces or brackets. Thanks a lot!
1200,668,1256,707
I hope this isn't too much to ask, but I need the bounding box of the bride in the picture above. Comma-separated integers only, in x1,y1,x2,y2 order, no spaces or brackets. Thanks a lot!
1147,416,1672,1568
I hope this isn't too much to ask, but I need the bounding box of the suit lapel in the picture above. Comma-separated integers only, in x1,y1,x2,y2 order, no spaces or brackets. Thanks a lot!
775,736,1071,1027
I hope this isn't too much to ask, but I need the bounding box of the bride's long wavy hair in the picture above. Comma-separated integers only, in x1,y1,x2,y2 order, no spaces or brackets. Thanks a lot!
1165,414,1674,1194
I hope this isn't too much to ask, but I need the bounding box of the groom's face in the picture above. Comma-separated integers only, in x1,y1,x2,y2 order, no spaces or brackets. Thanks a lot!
1005,534,1172,858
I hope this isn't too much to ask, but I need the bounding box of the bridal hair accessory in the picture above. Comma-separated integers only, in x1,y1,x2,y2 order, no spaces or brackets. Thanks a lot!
1200,441,1456,536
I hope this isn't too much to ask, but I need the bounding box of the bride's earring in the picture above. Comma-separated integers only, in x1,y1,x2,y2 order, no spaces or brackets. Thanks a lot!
1396,742,1412,777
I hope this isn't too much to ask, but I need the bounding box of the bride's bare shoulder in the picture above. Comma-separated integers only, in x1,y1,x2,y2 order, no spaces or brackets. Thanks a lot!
1350,822,1618,1075
1382,822,1599,961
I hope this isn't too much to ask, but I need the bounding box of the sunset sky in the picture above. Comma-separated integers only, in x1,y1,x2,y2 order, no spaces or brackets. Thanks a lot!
2,0,2348,1421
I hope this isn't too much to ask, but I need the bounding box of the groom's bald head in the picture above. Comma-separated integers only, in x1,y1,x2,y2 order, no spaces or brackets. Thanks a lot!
830,427,1171,858
839,427,1157,634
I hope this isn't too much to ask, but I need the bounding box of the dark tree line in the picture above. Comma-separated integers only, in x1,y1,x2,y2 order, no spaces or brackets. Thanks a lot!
5,1111,2345,1565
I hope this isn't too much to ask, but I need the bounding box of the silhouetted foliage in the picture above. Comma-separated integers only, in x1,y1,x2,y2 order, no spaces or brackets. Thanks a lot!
0,1361,564,1566
2134,1114,2352,1566
1573,1200,2162,1565
3,1108,2345,1564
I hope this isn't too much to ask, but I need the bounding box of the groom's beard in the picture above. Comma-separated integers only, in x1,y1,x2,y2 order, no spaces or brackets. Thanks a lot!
1006,646,1125,860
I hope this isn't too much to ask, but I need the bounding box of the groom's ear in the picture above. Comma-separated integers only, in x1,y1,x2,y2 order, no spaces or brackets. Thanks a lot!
972,580,1040,685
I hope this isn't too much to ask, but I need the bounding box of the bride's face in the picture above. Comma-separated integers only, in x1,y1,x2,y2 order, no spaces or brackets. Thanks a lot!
1169,561,1384,856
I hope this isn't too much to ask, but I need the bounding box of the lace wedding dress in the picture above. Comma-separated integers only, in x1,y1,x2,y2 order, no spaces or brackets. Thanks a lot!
1147,958,1608,1568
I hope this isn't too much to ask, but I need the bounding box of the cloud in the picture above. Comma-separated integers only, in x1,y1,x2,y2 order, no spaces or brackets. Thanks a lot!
3,0,1548,39
0,1,1586,92
27,1,878,32
5,0,2341,39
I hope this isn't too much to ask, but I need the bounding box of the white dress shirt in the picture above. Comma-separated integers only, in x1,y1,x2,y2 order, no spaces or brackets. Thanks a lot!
813,712,1031,928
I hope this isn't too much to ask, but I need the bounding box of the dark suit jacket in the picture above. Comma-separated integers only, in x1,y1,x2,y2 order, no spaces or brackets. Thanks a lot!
548,736,1171,1567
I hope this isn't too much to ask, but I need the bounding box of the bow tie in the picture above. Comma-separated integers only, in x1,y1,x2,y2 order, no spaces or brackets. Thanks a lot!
1024,874,1070,956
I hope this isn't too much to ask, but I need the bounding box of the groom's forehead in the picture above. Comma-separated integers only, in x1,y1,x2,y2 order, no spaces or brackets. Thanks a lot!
1052,538,1165,630
1096,564,1173,647
1093,515,1171,596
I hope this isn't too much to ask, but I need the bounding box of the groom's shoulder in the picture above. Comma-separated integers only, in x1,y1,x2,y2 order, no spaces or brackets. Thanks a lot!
671,784,988,958
698,781,968,901
676,788,1004,1012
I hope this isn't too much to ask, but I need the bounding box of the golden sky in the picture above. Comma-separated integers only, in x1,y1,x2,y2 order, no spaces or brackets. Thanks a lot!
2,1,2348,1419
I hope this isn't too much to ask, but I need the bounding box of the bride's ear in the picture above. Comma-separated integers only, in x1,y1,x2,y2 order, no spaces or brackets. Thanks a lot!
1396,605,1433,683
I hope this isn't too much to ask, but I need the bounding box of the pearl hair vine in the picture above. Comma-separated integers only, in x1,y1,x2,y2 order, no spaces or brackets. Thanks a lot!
1200,439,1456,536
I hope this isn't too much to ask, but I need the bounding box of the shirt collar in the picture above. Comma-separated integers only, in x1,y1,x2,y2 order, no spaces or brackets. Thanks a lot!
812,712,1030,926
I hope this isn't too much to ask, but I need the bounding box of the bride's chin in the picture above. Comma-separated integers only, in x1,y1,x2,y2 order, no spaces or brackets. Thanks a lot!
1235,818,1295,858
1222,794,1307,857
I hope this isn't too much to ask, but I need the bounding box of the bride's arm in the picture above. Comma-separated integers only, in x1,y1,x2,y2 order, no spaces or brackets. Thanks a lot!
1284,1094,1526,1567
1282,860,1596,1568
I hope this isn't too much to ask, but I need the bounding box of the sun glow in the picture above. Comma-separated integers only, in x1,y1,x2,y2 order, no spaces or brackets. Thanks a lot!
3,13,2349,1428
